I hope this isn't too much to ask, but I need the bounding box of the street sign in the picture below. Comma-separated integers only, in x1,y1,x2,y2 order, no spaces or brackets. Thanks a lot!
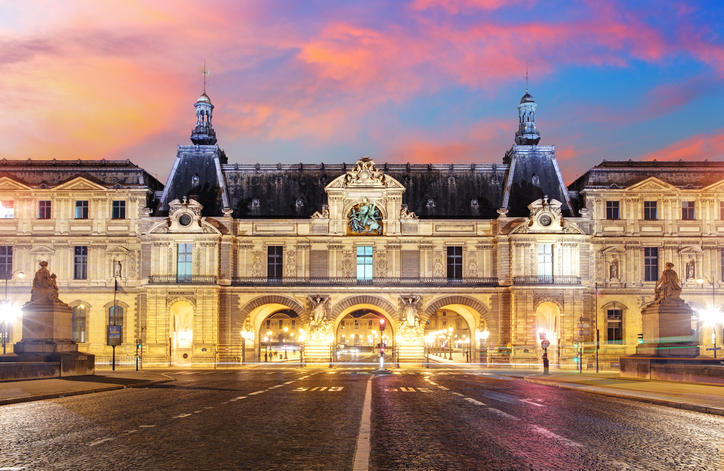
107,325,122,346
541,339,550,349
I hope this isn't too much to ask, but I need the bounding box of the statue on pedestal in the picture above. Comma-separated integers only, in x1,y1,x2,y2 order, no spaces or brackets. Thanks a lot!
654,262,681,302
29,261,61,305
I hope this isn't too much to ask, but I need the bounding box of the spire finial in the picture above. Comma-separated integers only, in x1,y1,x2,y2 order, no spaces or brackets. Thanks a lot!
525,63,529,92
202,59,209,94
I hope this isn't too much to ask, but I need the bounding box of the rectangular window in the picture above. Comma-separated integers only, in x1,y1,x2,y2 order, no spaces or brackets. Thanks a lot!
446,246,463,280
112,200,126,219
356,246,373,281
0,200,14,219
644,247,658,282
177,243,192,282
74,246,88,280
0,246,12,280
38,200,51,219
643,201,657,220
607,309,623,344
267,246,283,281
605,201,620,220
720,201,724,220
75,200,89,219
107,305,124,345
538,244,553,281
72,305,87,343
681,201,695,220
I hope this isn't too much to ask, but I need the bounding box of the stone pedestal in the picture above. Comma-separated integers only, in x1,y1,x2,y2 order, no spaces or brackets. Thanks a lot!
636,297,699,357
12,301,94,376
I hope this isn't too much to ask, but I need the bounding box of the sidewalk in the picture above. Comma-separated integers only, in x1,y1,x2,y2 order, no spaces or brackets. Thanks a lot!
514,371,724,416
0,371,174,406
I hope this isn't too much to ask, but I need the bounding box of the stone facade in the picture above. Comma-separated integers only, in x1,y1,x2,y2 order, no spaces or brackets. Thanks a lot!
1,92,722,368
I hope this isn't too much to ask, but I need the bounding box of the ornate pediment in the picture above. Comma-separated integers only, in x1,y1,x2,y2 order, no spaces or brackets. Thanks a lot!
626,177,676,192
701,179,724,193
326,158,405,190
150,197,221,234
53,176,107,191
0,176,32,191
511,197,584,234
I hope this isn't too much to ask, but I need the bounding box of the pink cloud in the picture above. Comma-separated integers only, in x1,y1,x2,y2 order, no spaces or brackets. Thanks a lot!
639,129,724,161
410,0,518,13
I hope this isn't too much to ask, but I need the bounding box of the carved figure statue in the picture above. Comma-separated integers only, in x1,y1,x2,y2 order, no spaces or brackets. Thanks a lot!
349,200,382,235
30,261,60,304
400,296,420,326
685,260,695,280
609,259,619,280
654,262,681,302
311,296,328,324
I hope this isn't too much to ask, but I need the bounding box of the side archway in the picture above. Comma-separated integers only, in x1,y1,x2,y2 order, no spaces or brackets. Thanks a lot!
422,295,490,327
239,295,305,322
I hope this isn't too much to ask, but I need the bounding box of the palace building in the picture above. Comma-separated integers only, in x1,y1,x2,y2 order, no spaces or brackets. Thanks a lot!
1,89,722,368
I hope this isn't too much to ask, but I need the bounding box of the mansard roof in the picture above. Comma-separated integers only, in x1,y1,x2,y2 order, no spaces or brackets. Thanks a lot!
0,158,163,190
222,162,508,219
569,160,724,191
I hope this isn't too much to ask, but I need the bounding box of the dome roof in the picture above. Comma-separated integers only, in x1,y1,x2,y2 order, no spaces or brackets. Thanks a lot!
196,93,212,104
520,92,535,104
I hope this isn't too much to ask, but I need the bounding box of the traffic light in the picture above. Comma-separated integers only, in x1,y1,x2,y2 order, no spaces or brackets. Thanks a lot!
136,341,143,356
637,333,644,345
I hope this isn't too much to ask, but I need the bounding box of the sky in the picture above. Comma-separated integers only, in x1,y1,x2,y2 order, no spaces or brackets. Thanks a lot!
0,0,723,183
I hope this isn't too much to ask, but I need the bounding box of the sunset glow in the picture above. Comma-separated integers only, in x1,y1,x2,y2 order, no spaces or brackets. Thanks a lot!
0,1,722,181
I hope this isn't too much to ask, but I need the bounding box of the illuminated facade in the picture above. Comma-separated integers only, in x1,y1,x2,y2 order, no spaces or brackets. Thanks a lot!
1,90,723,368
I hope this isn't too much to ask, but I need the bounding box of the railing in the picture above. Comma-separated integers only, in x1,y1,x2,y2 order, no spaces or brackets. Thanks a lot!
148,275,218,285
512,275,581,285
230,277,499,287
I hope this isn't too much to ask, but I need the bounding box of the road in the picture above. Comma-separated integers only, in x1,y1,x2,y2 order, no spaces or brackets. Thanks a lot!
1,368,722,470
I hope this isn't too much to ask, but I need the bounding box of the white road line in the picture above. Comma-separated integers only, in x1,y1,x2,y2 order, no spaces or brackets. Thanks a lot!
125,430,138,434
521,398,544,407
284,381,294,385
229,395,247,401
193,410,202,414
89,437,114,447
352,377,372,471
452,392,464,397
529,425,582,448
488,408,520,421
248,390,264,395
139,424,157,428
464,397,486,406
268,384,283,389
204,406,214,410
173,413,192,418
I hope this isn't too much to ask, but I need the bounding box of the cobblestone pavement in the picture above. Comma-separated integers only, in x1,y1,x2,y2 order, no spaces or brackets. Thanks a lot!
1,368,722,470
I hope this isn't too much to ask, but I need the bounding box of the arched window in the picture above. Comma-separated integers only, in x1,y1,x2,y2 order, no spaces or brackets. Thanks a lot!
72,305,88,342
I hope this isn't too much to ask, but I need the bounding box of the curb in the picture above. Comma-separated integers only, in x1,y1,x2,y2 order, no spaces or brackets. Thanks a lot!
523,377,724,417
0,375,174,407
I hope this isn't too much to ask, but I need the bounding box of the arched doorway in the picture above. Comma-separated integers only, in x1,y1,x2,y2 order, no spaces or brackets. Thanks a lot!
535,301,561,364
170,300,194,366
424,309,473,362
258,310,303,362
335,309,393,363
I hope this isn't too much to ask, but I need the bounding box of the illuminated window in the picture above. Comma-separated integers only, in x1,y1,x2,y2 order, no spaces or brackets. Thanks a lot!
267,246,283,281
538,244,553,281
681,201,695,220
38,200,51,219
644,247,658,282
605,201,620,220
112,200,126,219
0,200,14,219
177,243,192,282
75,200,88,219
643,201,657,220
607,309,623,344
72,305,88,342
446,246,463,280
74,246,87,280
356,246,373,281
0,246,12,279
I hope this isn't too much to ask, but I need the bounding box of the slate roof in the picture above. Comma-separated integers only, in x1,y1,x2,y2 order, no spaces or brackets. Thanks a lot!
569,160,724,191
222,163,508,219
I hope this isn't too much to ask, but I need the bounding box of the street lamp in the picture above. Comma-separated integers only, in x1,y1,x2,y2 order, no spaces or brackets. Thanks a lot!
476,329,489,365
696,277,721,357
1,270,25,354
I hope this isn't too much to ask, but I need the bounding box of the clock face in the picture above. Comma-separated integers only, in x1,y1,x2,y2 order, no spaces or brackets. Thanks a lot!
538,214,552,226
179,214,192,226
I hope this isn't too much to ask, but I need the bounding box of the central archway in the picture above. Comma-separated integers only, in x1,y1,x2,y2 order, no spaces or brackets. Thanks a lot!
335,309,392,362
258,309,303,362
